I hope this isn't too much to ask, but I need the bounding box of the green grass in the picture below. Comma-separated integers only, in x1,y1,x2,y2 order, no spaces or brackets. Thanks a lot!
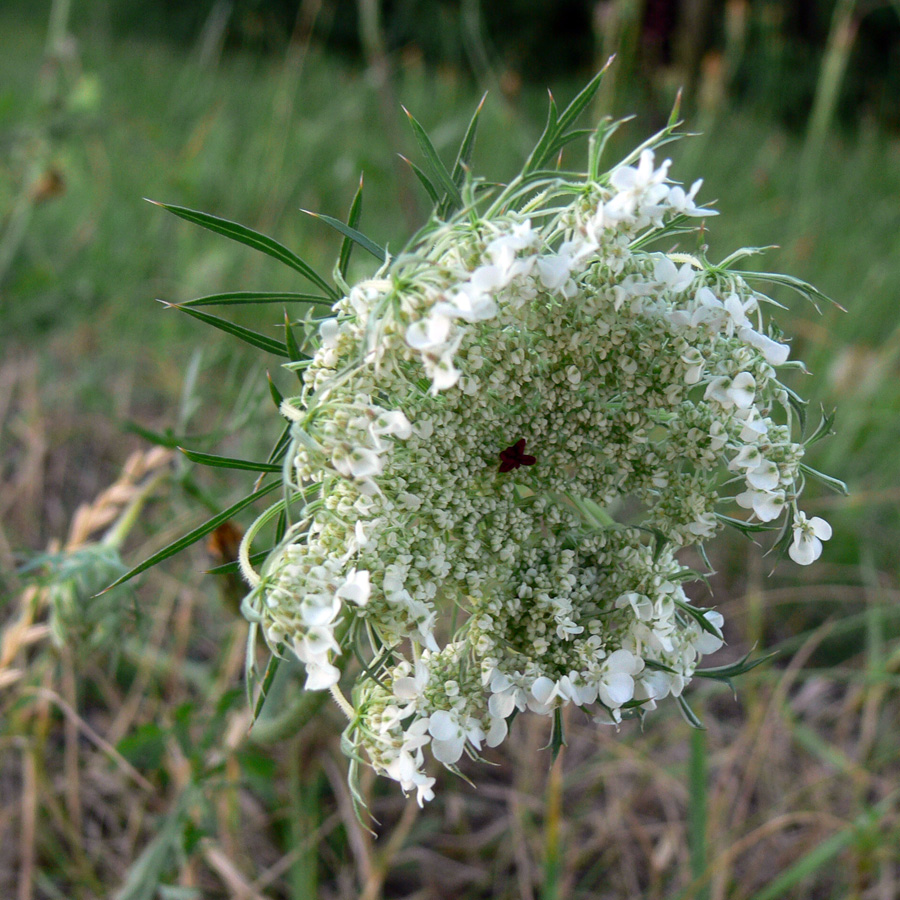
2,6,900,899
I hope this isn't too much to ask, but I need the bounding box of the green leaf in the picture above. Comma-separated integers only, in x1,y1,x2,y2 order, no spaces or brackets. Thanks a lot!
715,513,778,535
543,707,567,761
588,115,628,180
667,86,683,129
266,422,293,466
676,695,705,730
102,480,281,592
799,463,849,495
402,106,464,212
205,548,269,576
178,291,333,308
302,209,387,263
283,311,304,364
805,407,837,446
695,649,777,682
122,421,180,448
147,200,336,298
556,66,609,136
674,598,724,640
399,154,441,205
160,302,290,357
740,270,845,312
253,653,283,721
340,175,365,277
267,372,284,410
525,66,609,174
178,447,282,473
439,93,486,218
450,93,486,189
524,90,559,176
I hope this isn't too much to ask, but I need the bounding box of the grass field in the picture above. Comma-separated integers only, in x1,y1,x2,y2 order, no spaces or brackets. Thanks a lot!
2,6,900,899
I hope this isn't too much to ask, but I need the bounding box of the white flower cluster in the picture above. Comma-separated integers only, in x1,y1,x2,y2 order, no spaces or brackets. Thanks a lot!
243,146,834,804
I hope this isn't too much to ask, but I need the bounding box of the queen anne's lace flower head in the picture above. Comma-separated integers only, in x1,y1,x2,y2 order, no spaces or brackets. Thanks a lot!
238,105,839,806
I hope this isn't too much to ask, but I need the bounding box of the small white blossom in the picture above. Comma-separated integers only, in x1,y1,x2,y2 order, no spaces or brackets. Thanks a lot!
789,512,833,565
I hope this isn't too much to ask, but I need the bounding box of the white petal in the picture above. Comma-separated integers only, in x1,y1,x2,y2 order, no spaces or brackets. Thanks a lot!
810,517,833,540
741,327,790,366
606,648,640,674
599,673,634,707
303,660,341,691
747,461,780,492
349,448,383,478
427,710,458,742
789,533,822,565
431,733,465,765
727,372,756,409
486,716,508,748
336,569,370,606
530,676,557,706
489,691,517,719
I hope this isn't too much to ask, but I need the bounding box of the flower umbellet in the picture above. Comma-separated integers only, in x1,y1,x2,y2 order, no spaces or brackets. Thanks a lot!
143,75,844,809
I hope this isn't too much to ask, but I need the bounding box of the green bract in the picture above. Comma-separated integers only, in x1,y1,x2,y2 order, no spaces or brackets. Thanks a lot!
136,77,842,807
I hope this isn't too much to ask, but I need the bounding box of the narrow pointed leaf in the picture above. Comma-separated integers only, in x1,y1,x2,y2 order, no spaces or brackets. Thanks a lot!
266,422,293,466
450,93,486,188
676,695,705,730
160,301,290,357
102,479,281,591
740,270,845,311
283,312,304,363
674,598,724,639
267,372,284,410
524,90,560,175
695,649,777,680
339,176,365,277
667,88,683,129
206,548,269,576
253,653,283,720
402,106,463,211
302,210,386,263
178,447,282,473
147,200,337,298
805,408,837,446
122,421,180,448
799,463,849,495
715,513,777,534
179,291,333,308
399,154,441,205
556,65,609,134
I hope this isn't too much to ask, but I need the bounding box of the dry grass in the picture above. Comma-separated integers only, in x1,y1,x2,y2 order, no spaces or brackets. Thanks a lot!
1,369,898,898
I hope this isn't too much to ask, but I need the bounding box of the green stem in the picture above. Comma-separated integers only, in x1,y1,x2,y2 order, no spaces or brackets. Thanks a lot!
688,723,710,900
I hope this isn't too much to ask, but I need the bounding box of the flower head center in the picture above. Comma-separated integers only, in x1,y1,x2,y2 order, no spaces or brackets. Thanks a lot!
498,438,537,473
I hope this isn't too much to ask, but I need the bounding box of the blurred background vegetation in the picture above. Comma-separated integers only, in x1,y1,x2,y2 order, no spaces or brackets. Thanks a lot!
2,1,900,898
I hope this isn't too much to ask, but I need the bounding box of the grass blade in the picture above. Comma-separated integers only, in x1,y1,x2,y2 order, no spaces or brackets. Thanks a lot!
147,200,337,298
302,209,387,263
178,447,282,473
688,725,710,900
160,301,290,358
748,795,897,900
102,479,281,591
